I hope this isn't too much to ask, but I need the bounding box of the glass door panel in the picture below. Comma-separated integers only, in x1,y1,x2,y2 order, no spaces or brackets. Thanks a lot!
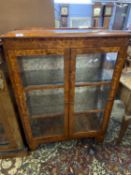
74,112,103,133
73,85,110,133
70,49,117,135
27,89,64,116
0,123,9,146
31,117,64,137
76,52,118,83
27,89,65,137
15,50,68,141
74,86,110,113
18,55,64,86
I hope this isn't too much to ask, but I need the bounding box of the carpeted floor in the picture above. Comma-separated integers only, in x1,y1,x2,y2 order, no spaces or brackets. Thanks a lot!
0,100,131,175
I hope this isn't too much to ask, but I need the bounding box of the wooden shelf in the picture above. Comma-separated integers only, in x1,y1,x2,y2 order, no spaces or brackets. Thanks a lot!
25,81,111,92
76,81,111,87
31,110,104,120
31,113,63,120
25,83,64,92
75,109,104,115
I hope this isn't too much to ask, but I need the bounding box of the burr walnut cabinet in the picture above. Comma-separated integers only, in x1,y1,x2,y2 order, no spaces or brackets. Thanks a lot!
0,42,26,157
1,29,131,149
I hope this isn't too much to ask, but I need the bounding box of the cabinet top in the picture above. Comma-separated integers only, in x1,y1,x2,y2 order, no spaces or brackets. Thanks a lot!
1,28,131,39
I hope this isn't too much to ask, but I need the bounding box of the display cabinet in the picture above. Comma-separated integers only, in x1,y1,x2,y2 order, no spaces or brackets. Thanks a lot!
0,42,26,157
2,29,130,149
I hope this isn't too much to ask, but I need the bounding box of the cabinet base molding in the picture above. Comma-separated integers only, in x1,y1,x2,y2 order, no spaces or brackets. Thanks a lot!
0,148,28,159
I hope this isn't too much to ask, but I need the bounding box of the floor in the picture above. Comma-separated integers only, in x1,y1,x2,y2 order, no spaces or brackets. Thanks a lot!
0,100,131,175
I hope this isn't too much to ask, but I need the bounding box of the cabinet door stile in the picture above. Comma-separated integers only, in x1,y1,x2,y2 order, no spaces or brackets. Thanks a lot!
69,49,77,136
64,48,71,137
5,51,34,147
100,45,128,133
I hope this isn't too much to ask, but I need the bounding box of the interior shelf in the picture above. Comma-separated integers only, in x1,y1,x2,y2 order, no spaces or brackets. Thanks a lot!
75,81,111,87
25,84,64,92
31,113,63,119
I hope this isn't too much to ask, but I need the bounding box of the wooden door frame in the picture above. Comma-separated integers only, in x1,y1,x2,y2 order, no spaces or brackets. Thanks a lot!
69,46,127,141
5,48,70,149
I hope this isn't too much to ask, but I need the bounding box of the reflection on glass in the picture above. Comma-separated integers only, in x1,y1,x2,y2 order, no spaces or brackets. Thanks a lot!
74,86,110,112
74,112,103,132
0,123,9,146
76,52,117,82
27,89,64,116
18,55,64,86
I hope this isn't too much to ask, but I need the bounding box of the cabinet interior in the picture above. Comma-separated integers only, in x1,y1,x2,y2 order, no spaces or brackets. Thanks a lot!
16,51,118,138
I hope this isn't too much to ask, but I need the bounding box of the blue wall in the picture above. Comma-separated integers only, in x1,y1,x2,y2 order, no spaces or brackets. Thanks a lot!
69,4,92,17
54,4,61,20
54,4,92,18
127,7,131,30
54,3,131,29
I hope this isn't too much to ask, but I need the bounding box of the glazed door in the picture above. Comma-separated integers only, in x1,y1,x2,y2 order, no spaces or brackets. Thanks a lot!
69,47,120,138
0,119,13,151
0,70,23,152
8,49,70,149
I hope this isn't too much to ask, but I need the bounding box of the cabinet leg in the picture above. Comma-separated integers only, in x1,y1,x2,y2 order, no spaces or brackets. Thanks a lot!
96,135,105,143
29,143,38,150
